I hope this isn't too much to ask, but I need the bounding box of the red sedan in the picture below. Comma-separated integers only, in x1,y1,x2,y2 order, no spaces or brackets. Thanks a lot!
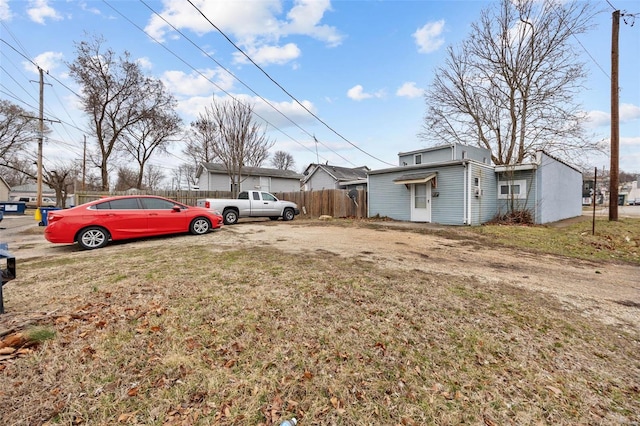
44,195,223,250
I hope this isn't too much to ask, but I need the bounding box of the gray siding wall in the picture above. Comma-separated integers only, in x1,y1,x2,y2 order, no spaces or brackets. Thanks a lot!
199,173,300,193
468,163,498,225
198,173,230,191
536,153,582,224
453,144,492,164
398,146,453,166
307,169,339,190
430,166,465,225
496,169,537,219
368,171,412,221
270,177,302,193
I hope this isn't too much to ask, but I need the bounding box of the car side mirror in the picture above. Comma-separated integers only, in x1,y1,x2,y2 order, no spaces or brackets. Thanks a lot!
172,205,181,212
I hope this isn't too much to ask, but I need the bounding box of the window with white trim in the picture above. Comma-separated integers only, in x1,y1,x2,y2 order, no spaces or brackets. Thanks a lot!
498,179,527,199
414,154,422,165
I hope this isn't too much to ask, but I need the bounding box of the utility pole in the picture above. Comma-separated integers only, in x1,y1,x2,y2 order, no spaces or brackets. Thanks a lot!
609,10,620,221
36,67,44,209
82,135,87,191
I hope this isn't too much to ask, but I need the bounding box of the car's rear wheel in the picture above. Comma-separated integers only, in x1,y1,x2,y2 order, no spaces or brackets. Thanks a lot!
223,209,239,225
77,226,109,250
190,217,211,235
283,208,295,221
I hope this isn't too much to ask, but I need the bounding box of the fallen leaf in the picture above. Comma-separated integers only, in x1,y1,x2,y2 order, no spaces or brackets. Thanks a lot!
546,385,562,396
127,387,139,397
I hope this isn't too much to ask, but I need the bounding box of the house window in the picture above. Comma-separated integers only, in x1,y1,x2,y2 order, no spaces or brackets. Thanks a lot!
498,179,527,199
414,154,422,165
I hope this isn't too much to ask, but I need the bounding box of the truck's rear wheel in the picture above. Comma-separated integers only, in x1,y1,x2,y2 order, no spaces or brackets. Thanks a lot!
283,208,295,221
223,209,239,225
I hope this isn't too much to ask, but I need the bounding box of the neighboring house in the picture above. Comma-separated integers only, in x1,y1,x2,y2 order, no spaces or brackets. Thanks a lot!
368,143,582,225
196,163,304,193
9,183,56,201
0,176,10,201
301,164,369,191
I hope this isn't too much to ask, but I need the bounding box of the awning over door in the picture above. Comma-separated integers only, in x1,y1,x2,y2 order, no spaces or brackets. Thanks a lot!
393,172,437,187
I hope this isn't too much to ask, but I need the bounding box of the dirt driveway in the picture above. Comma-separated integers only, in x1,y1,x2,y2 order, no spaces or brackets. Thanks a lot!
2,215,639,332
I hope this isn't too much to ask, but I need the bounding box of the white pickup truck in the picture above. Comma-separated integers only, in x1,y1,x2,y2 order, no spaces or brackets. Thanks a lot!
197,190,300,225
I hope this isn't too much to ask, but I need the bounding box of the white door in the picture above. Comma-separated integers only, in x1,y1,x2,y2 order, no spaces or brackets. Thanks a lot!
410,183,431,222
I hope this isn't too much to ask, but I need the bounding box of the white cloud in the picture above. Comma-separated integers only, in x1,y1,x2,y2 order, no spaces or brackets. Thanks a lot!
27,0,62,24
396,82,423,99
586,103,640,128
586,110,610,128
622,136,640,147
233,42,301,66
136,57,153,70
413,20,445,54
620,103,640,122
145,0,342,66
79,1,101,15
23,51,64,75
161,68,236,97
0,0,12,21
347,85,385,101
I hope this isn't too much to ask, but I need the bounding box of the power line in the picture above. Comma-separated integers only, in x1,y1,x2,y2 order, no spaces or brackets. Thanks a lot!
185,0,395,167
135,0,339,165
103,0,338,166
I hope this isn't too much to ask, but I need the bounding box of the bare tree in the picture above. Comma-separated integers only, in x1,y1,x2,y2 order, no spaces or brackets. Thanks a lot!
44,163,78,208
420,0,599,165
172,163,199,190
114,167,138,191
0,100,49,182
143,164,165,190
271,150,296,170
121,103,182,189
190,98,273,197
68,35,178,190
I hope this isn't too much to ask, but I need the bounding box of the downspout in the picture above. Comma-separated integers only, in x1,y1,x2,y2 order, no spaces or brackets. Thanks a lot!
463,162,468,225
467,161,473,225
366,173,370,218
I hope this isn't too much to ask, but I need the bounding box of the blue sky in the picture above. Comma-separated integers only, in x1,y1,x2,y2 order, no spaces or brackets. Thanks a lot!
1,0,639,183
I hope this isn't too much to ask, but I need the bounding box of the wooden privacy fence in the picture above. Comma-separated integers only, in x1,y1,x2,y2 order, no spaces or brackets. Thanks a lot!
274,189,367,219
74,189,368,219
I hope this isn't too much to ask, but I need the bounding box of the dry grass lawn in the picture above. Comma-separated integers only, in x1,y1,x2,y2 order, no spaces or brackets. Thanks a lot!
0,219,639,425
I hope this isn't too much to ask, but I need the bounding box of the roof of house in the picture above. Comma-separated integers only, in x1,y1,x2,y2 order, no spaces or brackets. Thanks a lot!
9,183,55,193
302,164,370,184
198,163,304,180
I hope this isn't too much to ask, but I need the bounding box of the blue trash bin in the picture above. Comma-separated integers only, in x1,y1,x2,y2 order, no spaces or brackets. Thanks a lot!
38,207,61,226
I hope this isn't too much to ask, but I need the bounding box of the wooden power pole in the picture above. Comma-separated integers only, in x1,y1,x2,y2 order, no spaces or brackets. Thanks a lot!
609,10,620,221
36,67,44,209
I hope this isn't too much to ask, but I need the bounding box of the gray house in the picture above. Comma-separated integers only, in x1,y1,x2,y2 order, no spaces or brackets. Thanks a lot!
368,143,582,225
0,176,10,201
196,163,303,193
302,164,369,191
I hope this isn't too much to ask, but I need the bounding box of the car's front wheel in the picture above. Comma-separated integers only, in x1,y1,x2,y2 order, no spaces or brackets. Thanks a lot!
77,226,109,250
190,217,211,235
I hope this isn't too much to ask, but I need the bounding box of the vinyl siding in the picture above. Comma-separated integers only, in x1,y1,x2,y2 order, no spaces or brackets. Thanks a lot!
430,166,465,225
369,171,412,221
199,172,300,192
536,152,582,223
468,163,498,225
198,173,231,191
496,169,537,219
306,169,339,190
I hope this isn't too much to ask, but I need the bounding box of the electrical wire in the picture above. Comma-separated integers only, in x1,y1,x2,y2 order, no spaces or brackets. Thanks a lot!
103,0,338,166
185,0,396,167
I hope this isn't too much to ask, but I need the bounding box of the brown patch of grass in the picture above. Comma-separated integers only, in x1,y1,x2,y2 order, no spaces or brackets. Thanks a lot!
1,244,639,425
